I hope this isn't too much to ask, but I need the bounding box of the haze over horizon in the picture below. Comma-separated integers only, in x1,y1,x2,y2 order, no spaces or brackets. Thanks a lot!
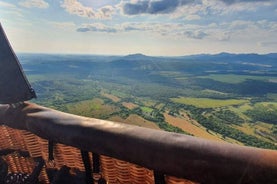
0,0,276,56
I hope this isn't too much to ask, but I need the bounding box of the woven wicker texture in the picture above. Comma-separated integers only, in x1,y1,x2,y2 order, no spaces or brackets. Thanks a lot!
0,125,195,184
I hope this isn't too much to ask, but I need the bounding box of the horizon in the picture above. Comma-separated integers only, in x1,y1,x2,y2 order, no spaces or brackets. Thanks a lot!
17,51,277,58
0,0,276,56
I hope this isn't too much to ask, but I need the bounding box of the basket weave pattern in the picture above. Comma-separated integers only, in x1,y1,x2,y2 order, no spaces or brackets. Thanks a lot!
0,125,194,184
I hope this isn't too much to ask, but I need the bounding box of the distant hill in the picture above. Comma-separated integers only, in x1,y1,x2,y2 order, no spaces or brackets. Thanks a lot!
177,53,277,64
122,53,150,60
19,52,277,79
115,53,161,63
108,53,277,73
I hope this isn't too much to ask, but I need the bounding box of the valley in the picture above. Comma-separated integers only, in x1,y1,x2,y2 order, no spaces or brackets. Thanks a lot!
20,53,277,150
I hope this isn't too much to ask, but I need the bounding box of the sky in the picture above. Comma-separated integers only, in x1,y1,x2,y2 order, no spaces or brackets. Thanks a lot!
0,0,276,56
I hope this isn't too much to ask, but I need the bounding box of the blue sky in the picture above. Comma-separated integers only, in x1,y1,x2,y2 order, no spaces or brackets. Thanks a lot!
0,0,276,56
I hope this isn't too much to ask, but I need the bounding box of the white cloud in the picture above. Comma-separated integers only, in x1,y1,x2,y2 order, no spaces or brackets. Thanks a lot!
48,21,76,30
165,2,204,19
77,23,117,33
184,14,201,20
75,22,210,40
61,0,115,19
121,0,194,15
99,5,115,18
176,0,276,18
212,31,231,41
228,20,253,29
74,18,277,47
120,22,154,32
184,30,208,39
0,1,24,18
258,41,277,47
0,1,16,8
213,20,277,45
61,0,95,18
225,20,277,32
119,0,275,19
19,0,49,9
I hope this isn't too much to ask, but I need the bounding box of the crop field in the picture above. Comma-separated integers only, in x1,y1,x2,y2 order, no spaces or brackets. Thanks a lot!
171,97,248,108
138,98,158,107
164,113,223,141
108,115,125,123
101,92,121,102
122,102,138,109
122,114,160,130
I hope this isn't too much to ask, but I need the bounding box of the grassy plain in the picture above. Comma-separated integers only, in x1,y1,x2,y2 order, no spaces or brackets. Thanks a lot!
141,106,154,113
66,98,120,118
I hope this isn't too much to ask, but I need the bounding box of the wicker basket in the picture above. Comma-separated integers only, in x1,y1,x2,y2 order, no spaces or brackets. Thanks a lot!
0,125,195,184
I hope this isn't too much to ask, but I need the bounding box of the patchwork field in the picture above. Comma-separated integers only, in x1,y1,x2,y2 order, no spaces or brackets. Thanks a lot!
22,53,277,150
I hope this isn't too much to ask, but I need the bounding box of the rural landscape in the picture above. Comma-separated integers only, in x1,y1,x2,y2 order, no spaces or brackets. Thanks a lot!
20,52,277,150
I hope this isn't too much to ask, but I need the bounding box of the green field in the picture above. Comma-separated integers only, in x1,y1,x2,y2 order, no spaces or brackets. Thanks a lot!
141,106,154,113
255,102,277,107
65,98,120,118
171,97,248,108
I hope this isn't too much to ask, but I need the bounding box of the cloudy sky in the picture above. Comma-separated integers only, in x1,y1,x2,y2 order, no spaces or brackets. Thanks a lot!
0,0,276,56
